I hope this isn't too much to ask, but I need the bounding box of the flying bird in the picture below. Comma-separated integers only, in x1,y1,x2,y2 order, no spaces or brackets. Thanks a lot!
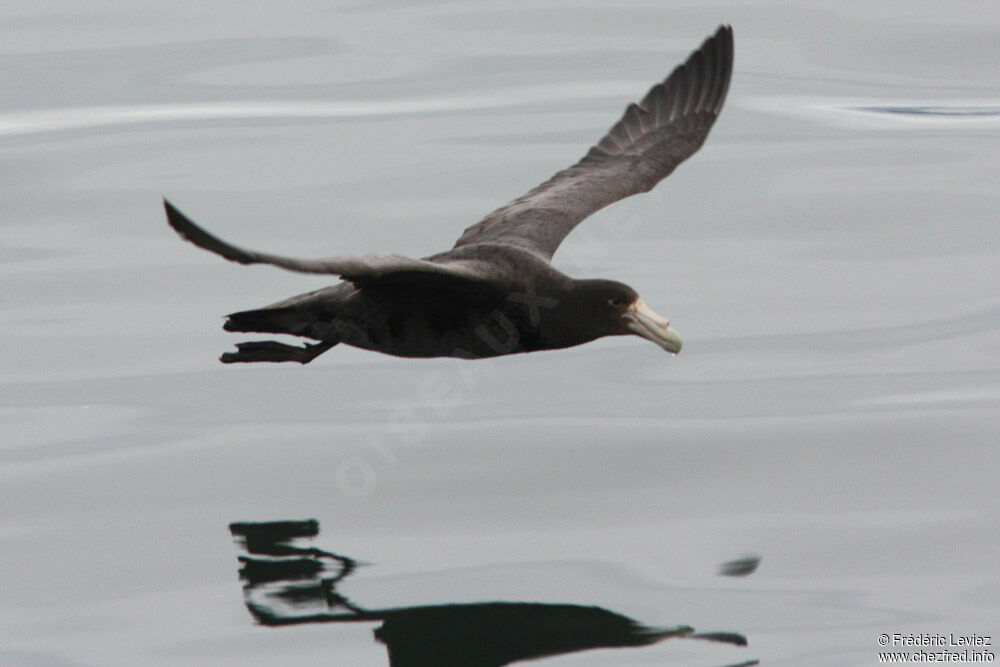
165,26,733,363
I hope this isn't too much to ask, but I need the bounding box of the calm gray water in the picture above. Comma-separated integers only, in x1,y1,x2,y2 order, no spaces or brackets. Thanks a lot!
2,2,999,665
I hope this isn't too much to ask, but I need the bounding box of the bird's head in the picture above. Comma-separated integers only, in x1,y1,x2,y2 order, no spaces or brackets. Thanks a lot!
574,279,682,353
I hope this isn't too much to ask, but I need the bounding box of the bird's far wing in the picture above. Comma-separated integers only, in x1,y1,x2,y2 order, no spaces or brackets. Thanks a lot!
452,25,733,260
163,199,492,288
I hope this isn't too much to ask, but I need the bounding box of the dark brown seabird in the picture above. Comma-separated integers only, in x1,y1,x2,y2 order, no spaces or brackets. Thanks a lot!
164,26,733,363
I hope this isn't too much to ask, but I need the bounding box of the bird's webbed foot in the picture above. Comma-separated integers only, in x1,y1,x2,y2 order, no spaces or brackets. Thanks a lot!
220,340,336,364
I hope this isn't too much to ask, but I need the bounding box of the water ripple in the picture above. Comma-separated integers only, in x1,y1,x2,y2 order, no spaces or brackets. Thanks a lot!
747,96,1000,128
854,105,1000,118
0,82,641,138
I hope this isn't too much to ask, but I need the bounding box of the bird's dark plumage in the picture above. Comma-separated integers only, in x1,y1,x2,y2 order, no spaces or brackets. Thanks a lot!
164,26,733,363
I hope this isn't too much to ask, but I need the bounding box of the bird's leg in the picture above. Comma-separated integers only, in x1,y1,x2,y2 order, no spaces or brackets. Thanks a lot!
220,340,337,364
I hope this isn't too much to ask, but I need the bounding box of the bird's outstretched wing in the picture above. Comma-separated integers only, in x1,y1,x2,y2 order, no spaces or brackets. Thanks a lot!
453,25,733,260
163,199,492,288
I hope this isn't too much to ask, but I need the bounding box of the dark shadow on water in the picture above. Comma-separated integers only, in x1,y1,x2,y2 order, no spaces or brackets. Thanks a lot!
718,554,762,577
229,520,757,667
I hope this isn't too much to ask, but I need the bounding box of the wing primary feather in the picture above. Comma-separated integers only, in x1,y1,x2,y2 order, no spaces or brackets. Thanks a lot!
164,199,494,286
164,198,259,265
447,25,733,259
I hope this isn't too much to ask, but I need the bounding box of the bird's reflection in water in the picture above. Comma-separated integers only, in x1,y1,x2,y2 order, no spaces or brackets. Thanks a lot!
229,520,757,666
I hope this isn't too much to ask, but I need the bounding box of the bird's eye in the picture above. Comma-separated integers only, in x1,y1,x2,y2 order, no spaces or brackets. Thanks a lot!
608,296,625,307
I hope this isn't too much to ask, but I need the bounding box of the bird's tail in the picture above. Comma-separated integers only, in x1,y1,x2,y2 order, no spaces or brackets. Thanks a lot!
220,307,338,364
223,306,308,335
